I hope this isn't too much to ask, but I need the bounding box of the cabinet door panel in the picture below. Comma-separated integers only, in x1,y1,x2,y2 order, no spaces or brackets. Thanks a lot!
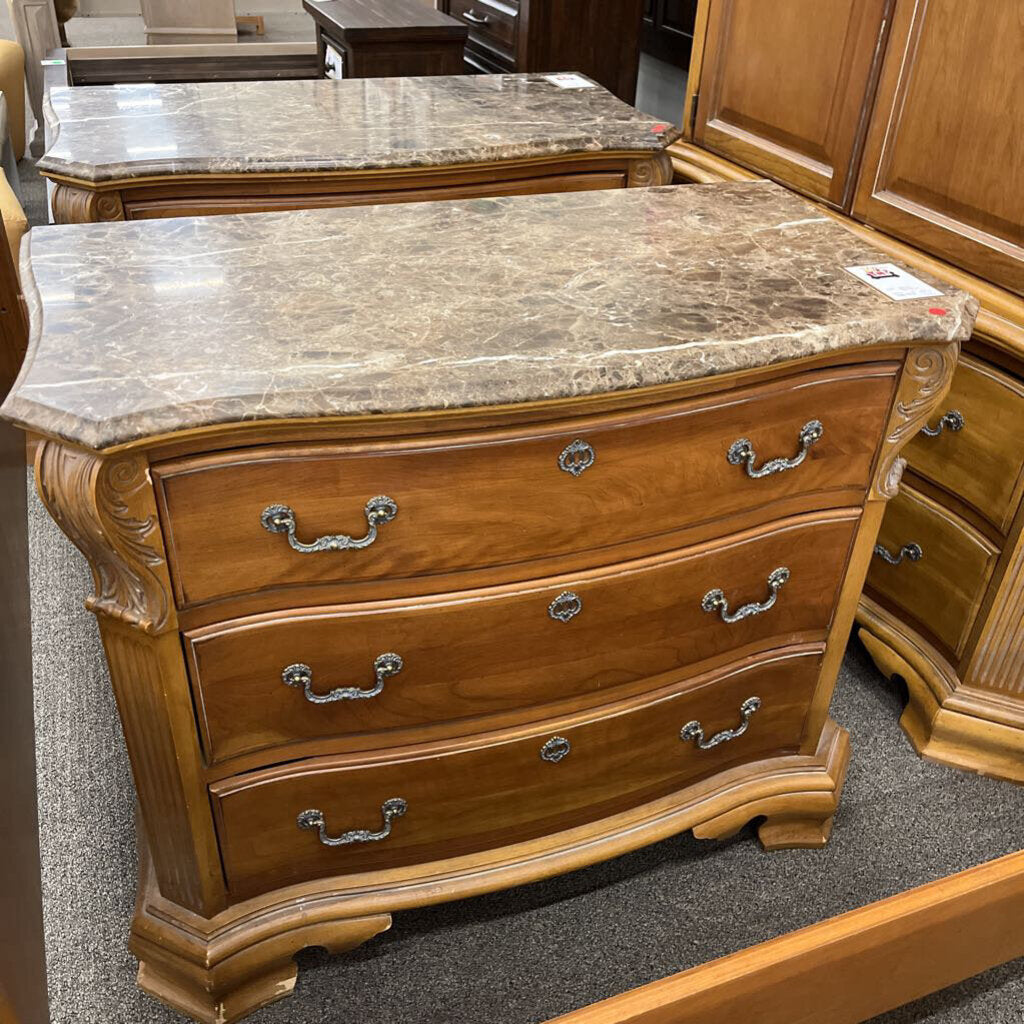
853,0,1024,295
694,0,890,209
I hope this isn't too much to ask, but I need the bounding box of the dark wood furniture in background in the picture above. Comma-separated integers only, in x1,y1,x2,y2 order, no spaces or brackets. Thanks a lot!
672,0,1024,782
437,0,646,103
303,0,468,79
642,0,698,69
41,43,320,90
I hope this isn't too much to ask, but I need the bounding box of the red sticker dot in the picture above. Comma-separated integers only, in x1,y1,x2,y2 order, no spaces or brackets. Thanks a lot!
651,124,667,132
928,307,948,315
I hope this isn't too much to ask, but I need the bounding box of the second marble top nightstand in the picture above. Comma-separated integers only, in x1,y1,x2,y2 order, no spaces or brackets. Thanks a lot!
38,72,678,223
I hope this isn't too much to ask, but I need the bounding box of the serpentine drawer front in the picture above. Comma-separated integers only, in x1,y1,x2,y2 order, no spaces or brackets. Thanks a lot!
6,180,974,1022
155,364,896,607
901,355,1024,533
867,485,999,657
187,510,857,765
210,648,821,898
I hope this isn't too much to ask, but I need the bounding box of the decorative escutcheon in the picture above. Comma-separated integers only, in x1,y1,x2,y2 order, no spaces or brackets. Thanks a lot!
873,542,923,566
540,736,571,763
548,590,583,622
260,496,398,554
680,696,761,750
296,797,407,847
702,567,790,624
727,420,823,479
559,439,596,477
282,653,404,704
920,409,964,437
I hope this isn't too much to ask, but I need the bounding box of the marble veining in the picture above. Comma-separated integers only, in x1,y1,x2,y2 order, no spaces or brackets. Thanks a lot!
38,73,679,183
2,182,977,450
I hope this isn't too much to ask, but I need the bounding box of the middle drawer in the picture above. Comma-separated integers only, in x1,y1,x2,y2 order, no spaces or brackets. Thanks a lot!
186,510,858,765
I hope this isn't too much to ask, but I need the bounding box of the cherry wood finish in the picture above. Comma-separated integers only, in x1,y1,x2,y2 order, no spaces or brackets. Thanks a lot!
852,0,1024,296
692,0,891,210
155,365,896,608
30,340,954,1021
303,0,468,79
548,849,1024,1024
212,649,821,899
187,511,858,766
674,1,1024,783
437,0,645,104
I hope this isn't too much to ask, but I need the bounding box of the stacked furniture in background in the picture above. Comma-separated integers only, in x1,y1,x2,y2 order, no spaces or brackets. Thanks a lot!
437,0,645,103
139,0,238,45
671,0,1024,782
304,0,469,79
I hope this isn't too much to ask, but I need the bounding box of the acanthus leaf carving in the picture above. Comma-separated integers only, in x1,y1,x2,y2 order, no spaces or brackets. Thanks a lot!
874,343,959,500
36,441,174,634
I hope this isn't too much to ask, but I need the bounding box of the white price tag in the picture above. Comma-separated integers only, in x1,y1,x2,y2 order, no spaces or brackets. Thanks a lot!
544,73,596,89
845,263,943,301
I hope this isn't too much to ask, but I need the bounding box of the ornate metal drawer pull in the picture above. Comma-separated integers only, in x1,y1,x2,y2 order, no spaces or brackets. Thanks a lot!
873,542,923,566
548,590,582,622
559,439,595,477
702,567,790,624
260,496,397,553
540,736,571,763
296,798,407,847
727,420,823,479
282,653,403,704
920,409,964,437
680,696,761,750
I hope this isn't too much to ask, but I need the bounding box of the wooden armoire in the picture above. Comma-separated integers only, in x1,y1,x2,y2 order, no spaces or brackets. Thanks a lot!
672,0,1024,782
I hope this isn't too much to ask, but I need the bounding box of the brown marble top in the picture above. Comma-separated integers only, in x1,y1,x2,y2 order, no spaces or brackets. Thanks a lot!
2,182,977,451
37,73,679,184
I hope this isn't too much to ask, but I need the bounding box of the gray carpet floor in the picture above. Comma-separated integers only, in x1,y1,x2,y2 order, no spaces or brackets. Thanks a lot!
25,468,1024,1024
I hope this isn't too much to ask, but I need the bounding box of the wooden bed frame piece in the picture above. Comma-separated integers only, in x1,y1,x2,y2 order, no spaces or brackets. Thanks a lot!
548,849,1024,1024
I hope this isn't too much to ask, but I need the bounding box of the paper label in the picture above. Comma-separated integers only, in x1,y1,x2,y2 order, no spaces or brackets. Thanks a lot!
544,73,597,89
845,263,942,301
41,59,66,66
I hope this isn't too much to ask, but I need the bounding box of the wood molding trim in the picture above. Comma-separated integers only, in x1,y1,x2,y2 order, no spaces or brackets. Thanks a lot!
545,848,1024,1024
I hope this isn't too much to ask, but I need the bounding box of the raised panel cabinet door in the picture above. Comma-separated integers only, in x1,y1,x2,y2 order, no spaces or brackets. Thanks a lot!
853,0,1024,296
694,0,891,209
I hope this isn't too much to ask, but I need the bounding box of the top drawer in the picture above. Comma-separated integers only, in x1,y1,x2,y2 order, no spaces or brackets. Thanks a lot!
448,0,518,57
903,354,1024,533
154,364,897,608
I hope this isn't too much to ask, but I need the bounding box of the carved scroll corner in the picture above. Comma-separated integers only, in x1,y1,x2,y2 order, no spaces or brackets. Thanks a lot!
51,183,125,225
872,342,959,501
628,150,674,188
35,440,174,634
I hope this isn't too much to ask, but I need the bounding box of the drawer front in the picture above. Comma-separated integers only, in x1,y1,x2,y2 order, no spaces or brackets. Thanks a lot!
212,648,821,897
448,0,517,57
156,365,896,607
188,511,858,765
904,354,1024,532
867,484,999,656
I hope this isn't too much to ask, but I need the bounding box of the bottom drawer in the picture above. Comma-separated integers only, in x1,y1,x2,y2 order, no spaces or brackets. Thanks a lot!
867,484,999,656
212,647,821,897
